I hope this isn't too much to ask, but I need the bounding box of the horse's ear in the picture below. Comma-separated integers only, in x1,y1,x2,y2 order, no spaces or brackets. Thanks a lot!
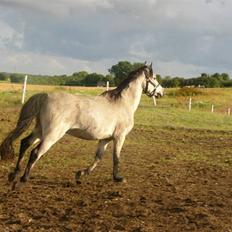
144,61,147,65
149,62,153,76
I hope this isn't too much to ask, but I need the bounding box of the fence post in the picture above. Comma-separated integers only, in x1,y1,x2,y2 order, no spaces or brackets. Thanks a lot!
211,105,214,113
106,81,109,91
22,75,28,104
188,97,192,112
152,96,157,107
228,108,231,116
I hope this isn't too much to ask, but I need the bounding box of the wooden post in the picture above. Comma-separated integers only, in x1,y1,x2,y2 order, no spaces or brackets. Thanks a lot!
188,97,192,112
228,108,231,115
211,105,214,113
152,96,157,107
106,81,109,91
22,75,28,104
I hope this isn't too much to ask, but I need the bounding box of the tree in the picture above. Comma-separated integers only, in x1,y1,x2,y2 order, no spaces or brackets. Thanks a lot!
208,77,221,88
73,71,88,78
10,74,24,83
101,75,115,86
223,80,232,87
212,73,221,80
109,61,133,85
109,61,144,85
65,71,89,86
171,77,184,87
201,73,209,78
221,73,230,81
0,73,9,81
83,73,105,86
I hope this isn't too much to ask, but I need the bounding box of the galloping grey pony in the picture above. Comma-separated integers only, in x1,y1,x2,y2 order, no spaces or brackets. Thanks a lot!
0,64,163,183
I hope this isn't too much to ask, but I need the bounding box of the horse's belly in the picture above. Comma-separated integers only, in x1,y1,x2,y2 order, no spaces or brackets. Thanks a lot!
67,128,111,140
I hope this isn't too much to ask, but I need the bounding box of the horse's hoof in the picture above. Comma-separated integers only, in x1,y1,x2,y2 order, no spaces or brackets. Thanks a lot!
8,172,16,182
20,175,28,183
76,180,82,185
75,171,82,183
113,175,126,183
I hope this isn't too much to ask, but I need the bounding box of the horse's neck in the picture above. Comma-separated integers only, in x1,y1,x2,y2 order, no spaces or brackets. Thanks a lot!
121,77,143,113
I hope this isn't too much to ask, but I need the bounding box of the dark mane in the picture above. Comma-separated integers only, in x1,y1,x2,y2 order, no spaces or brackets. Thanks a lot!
101,65,148,100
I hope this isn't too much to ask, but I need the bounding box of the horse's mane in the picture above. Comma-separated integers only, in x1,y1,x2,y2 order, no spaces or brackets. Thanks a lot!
101,65,148,101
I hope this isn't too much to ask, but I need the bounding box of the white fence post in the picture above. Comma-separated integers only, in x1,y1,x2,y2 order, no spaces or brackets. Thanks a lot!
211,105,214,113
228,108,231,116
22,75,28,104
152,96,157,107
106,81,109,91
188,97,192,112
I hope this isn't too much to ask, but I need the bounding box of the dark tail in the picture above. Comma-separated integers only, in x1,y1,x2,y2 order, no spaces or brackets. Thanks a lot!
0,93,48,160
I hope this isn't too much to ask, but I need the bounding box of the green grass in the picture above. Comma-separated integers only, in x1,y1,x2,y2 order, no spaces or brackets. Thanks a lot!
136,103,232,131
0,91,23,107
136,88,232,131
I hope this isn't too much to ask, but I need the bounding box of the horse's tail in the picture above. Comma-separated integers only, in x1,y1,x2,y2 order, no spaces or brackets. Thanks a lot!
0,93,48,160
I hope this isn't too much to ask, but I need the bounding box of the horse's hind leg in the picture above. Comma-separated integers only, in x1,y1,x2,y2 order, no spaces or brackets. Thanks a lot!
75,138,111,182
20,131,66,183
20,143,41,182
8,130,41,182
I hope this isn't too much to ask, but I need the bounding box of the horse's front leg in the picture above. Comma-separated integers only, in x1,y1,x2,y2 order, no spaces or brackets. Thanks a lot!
75,138,111,183
113,135,126,182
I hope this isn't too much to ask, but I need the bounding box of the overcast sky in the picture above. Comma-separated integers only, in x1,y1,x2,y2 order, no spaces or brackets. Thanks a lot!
0,0,232,77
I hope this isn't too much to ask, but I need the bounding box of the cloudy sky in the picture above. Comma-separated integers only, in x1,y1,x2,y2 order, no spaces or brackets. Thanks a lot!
0,0,232,77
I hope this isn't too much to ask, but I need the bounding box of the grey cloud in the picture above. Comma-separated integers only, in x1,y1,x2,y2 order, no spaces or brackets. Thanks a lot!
0,0,232,76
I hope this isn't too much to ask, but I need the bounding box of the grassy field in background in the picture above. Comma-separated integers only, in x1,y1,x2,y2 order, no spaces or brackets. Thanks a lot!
139,87,232,130
0,83,231,131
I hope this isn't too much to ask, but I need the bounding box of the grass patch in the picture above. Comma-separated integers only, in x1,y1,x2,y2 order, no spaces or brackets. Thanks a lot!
136,95,232,131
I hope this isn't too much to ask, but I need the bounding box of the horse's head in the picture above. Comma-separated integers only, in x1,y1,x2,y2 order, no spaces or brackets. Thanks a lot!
142,63,164,98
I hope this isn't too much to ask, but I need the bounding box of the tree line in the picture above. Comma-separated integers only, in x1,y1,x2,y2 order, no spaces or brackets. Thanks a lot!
160,73,232,88
0,61,231,88
0,71,114,87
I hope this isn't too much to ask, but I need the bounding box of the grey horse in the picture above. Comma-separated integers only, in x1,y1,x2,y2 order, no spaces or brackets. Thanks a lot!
0,64,164,183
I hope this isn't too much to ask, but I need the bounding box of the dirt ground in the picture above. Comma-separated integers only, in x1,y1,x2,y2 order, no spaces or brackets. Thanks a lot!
0,109,232,231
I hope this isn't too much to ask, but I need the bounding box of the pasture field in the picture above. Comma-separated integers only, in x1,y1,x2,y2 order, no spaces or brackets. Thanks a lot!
0,84,232,232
